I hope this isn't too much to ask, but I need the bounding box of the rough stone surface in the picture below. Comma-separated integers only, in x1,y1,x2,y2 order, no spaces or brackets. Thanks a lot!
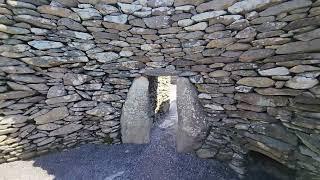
176,77,208,152
121,77,152,144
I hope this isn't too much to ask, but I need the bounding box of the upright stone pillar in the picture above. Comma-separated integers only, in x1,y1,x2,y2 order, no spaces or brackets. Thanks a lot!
176,77,208,152
120,76,152,144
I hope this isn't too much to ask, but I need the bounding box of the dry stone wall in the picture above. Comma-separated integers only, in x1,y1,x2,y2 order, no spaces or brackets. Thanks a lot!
0,0,320,178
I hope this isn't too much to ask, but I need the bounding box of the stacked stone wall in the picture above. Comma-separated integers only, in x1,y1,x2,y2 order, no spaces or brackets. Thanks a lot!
0,0,319,178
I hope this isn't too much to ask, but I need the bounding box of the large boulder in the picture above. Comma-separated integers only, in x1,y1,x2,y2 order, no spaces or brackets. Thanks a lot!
120,76,152,144
176,77,208,152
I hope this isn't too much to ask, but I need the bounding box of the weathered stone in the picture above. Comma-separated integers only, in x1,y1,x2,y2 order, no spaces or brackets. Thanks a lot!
8,74,46,83
34,106,69,124
235,93,288,107
206,38,236,48
174,0,205,6
28,40,64,50
37,123,61,131
294,29,320,42
289,65,320,74
0,115,28,125
14,15,56,29
72,8,101,20
252,38,291,46
240,49,275,62
0,128,18,136
256,22,287,32
196,0,237,12
223,63,258,71
0,66,34,74
177,19,194,27
228,0,284,14
63,73,92,86
89,52,119,63
38,5,74,18
284,16,320,31
296,132,320,155
260,0,312,16
227,19,249,30
120,77,152,144
176,77,208,152
95,3,119,15
47,85,66,98
255,88,302,96
251,123,298,145
92,94,121,102
21,56,89,67
0,91,35,100
57,30,93,40
92,31,119,40
118,3,142,14
143,16,171,29
49,123,83,136
285,76,319,89
235,27,256,39
258,67,289,76
45,94,82,105
276,39,320,54
0,24,30,34
104,14,128,24
55,0,78,7
58,18,86,32
237,77,275,87
191,11,227,22
184,22,207,31
86,103,115,117
147,0,174,7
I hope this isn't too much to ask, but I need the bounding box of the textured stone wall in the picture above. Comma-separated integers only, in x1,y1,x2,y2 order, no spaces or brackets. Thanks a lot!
0,0,320,179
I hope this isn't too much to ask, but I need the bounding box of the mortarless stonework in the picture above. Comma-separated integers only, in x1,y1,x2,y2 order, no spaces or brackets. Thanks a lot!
0,0,319,179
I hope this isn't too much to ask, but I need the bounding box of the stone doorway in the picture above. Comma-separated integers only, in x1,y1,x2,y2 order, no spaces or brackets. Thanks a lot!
120,76,208,153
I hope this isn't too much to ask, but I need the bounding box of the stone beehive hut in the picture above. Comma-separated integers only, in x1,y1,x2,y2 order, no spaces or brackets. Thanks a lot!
0,0,320,179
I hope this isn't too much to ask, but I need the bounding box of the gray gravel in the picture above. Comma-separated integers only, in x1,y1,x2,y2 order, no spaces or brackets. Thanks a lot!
0,101,239,180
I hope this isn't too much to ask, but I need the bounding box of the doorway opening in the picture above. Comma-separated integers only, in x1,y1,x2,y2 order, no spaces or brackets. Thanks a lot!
148,76,178,131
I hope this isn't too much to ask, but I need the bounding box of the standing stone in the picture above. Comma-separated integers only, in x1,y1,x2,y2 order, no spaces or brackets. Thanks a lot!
121,77,152,144
176,77,208,152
